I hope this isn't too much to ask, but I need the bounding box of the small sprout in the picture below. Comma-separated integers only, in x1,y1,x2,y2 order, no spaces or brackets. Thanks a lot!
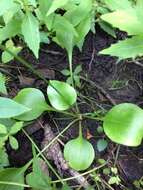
97,139,108,152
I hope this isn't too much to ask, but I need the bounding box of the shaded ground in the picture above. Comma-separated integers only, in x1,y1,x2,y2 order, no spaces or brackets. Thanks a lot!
5,27,143,189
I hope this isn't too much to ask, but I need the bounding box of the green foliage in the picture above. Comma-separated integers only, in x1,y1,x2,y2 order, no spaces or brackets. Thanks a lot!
0,73,7,95
61,65,82,87
21,12,40,58
0,164,29,190
0,97,30,118
0,121,23,150
64,136,95,171
47,80,77,110
100,0,143,59
0,0,96,62
26,146,52,190
2,40,22,63
14,88,50,121
103,103,143,146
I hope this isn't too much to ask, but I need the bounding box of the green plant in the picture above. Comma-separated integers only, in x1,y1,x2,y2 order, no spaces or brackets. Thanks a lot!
100,0,143,59
61,65,82,88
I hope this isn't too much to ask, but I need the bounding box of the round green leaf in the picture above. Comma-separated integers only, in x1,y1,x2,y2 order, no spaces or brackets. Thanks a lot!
9,136,19,150
14,88,48,121
0,97,30,118
47,80,77,110
103,103,143,146
64,137,95,171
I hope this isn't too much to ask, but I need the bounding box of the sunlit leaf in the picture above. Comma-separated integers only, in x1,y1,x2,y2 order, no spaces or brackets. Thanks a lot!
64,136,95,171
14,88,50,121
103,103,143,146
47,80,77,110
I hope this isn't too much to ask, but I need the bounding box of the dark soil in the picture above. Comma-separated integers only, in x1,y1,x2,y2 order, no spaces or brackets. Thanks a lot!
5,27,143,189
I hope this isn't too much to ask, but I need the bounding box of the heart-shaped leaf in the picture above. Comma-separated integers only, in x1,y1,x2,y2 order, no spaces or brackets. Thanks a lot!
103,103,143,146
47,80,77,110
0,97,30,118
14,88,49,121
64,137,95,171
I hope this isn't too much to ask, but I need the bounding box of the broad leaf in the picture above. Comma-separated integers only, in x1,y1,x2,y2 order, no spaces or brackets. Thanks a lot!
0,97,30,118
46,0,69,16
101,9,143,35
14,88,50,121
64,136,95,171
103,103,143,146
0,18,21,43
21,12,40,58
0,164,28,190
100,36,143,59
103,0,132,10
47,80,77,110
3,3,21,24
64,0,92,26
53,15,77,59
0,0,14,16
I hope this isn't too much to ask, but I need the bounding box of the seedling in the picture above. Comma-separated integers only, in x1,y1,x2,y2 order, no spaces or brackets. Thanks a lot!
61,65,82,87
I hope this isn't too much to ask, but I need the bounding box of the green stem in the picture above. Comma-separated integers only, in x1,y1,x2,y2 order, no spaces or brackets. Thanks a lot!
22,129,63,183
0,44,48,83
79,120,82,139
51,162,107,184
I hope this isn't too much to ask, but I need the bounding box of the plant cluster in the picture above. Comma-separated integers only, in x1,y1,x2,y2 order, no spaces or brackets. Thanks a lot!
0,0,143,189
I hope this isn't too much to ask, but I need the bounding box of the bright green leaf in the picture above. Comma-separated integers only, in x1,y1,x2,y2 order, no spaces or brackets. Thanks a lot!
14,88,50,121
101,9,143,35
9,122,23,135
103,103,143,146
103,0,132,10
0,97,30,118
21,12,40,58
100,36,143,59
64,136,95,171
0,148,9,168
0,0,14,16
47,80,77,110
0,18,21,43
0,73,7,95
2,40,22,63
9,136,19,150
0,124,7,135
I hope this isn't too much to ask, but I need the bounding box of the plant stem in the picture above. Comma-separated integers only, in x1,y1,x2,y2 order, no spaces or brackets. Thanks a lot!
51,162,107,184
0,45,48,83
22,129,63,183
